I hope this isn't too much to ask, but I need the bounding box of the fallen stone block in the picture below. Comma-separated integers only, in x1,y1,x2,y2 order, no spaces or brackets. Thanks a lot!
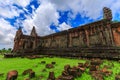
69,69,78,77
115,75,120,80
101,68,112,76
22,69,32,75
84,61,90,68
62,71,69,76
64,65,71,72
78,63,84,67
57,75,74,80
89,65,98,72
46,64,54,69
47,71,55,80
29,71,35,78
6,70,18,80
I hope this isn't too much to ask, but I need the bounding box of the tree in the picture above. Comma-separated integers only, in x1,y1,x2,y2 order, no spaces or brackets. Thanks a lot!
113,20,119,23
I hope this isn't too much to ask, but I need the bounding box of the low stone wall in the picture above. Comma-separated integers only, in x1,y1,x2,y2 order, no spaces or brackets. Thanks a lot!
39,47,120,60
4,54,21,58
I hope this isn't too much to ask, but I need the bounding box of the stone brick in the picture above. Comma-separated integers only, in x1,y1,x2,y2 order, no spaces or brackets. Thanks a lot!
47,71,55,80
29,71,35,78
46,64,54,69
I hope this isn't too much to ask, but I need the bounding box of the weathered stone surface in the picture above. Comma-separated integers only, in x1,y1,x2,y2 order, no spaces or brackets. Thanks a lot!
78,67,85,72
29,71,35,78
101,68,112,76
115,75,120,80
46,64,54,69
47,71,55,80
91,71,104,80
84,61,90,68
90,59,102,66
89,65,98,72
78,63,84,67
6,70,18,80
4,54,13,58
57,75,74,80
22,69,32,75
103,7,112,20
64,65,71,72
69,69,78,77
62,71,69,76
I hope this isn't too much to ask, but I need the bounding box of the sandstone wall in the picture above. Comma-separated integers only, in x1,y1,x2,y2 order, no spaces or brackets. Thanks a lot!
112,23,120,46
68,20,113,47
39,20,114,49
41,31,68,48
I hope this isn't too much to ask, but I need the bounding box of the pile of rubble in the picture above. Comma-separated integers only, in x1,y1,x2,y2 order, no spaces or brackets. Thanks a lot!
89,59,112,80
47,59,114,80
48,61,89,80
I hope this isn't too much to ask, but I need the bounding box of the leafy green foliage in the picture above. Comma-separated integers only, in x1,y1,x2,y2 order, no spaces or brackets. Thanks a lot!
0,48,11,54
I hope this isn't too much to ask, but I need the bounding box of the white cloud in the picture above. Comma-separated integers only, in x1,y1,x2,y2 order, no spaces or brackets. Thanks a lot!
49,0,118,20
23,0,59,36
0,0,32,18
14,0,31,7
0,5,23,18
0,0,31,8
58,22,72,31
110,0,120,20
0,18,17,49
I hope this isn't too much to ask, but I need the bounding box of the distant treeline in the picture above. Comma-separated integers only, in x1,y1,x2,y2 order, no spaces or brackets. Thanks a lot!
0,48,12,54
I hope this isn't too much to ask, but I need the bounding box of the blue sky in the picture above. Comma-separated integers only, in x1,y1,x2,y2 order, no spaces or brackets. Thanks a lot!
0,0,120,49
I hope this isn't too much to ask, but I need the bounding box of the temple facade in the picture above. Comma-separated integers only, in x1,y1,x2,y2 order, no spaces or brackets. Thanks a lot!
12,7,120,55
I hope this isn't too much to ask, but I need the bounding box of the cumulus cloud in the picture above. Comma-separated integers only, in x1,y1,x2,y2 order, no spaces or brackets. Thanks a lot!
0,5,23,18
14,0,31,7
49,0,117,20
0,18,16,49
0,0,31,7
0,0,32,18
58,22,72,31
23,0,59,36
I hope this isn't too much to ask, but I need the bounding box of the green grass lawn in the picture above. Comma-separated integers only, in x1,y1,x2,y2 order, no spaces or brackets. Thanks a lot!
0,55,120,80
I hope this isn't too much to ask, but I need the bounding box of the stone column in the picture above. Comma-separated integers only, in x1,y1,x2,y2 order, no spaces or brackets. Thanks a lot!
85,29,89,47
107,22,114,46
68,33,72,47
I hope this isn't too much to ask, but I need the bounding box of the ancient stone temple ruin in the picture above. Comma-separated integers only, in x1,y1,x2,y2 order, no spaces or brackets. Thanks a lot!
12,7,120,59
